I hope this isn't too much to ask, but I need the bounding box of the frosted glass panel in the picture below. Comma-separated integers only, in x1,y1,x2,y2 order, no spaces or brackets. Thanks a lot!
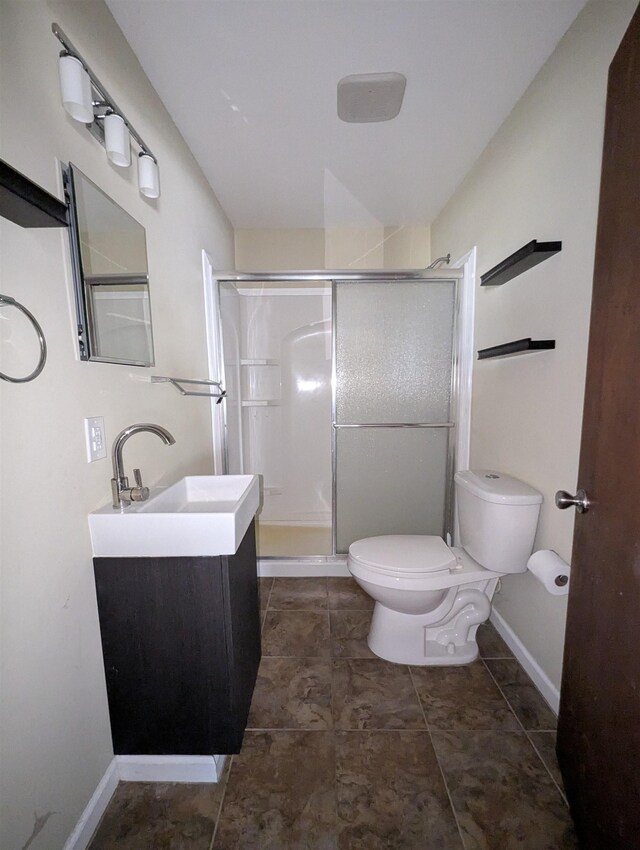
335,427,449,553
335,281,455,424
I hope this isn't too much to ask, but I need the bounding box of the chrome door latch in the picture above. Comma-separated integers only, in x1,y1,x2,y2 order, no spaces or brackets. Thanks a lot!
555,489,590,513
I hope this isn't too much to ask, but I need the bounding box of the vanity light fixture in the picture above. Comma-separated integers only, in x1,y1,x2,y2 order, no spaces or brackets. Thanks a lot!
52,23,160,198
138,153,160,198
103,112,131,168
58,53,94,123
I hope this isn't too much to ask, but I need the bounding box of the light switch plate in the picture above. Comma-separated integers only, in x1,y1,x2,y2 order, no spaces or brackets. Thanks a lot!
84,416,106,462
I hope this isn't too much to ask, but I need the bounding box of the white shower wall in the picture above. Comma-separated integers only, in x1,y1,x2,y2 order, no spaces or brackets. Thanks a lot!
228,285,332,528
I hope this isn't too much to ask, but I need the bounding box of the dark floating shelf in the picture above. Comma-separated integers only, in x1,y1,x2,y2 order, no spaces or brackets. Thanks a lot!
481,239,561,287
0,159,68,228
478,338,556,360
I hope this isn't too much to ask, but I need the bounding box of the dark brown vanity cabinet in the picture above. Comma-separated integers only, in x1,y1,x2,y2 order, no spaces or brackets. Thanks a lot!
93,521,260,755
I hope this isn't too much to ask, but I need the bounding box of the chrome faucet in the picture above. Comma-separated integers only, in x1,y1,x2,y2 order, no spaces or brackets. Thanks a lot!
111,423,176,509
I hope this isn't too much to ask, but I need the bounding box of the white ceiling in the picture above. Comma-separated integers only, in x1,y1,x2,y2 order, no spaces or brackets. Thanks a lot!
107,0,587,229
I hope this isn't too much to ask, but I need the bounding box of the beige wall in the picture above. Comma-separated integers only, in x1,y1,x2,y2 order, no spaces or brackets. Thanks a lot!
382,225,431,270
431,0,637,690
0,2,233,847
325,225,385,268
235,228,325,270
236,225,430,270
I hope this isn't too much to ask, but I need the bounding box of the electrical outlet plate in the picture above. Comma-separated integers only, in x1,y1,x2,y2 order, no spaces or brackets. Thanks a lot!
84,416,106,462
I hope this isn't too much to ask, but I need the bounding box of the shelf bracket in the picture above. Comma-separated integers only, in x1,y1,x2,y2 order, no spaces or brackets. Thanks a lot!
1,159,68,228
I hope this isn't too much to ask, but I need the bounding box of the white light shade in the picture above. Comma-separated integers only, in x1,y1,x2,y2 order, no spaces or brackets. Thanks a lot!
104,113,131,167
138,154,160,198
58,54,94,123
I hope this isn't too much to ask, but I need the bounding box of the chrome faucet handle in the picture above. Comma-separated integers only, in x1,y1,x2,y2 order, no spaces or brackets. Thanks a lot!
129,468,150,502
130,485,150,502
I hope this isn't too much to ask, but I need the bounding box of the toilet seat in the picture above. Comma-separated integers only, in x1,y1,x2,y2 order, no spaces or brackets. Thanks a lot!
348,534,457,578
348,536,501,592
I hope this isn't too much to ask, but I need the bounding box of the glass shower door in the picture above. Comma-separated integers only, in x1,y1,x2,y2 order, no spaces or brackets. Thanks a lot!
217,280,333,557
333,279,456,553
218,281,243,475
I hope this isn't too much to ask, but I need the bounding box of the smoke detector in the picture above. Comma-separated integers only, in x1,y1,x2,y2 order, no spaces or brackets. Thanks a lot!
337,72,407,123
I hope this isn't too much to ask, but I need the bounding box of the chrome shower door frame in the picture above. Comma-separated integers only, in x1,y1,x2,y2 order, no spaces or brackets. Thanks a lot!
331,275,460,555
213,268,462,561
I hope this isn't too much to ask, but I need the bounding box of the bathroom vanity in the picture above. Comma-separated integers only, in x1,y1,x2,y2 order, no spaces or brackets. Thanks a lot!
89,475,261,755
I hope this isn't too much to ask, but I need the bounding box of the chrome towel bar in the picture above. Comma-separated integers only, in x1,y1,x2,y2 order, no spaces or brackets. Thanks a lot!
0,294,47,383
151,376,226,401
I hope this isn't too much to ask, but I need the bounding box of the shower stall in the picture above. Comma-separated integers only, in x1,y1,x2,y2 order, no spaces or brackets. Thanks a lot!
209,268,467,565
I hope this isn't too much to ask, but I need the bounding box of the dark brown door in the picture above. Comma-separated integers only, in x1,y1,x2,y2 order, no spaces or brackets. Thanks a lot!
557,6,640,848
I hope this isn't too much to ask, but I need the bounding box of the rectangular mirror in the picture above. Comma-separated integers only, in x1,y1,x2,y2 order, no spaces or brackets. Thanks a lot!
63,163,154,366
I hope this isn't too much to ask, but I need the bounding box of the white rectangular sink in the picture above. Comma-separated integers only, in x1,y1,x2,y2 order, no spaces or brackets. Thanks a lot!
89,475,261,558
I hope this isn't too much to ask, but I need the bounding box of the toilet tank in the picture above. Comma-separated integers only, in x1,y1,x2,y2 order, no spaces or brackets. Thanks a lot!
454,470,543,574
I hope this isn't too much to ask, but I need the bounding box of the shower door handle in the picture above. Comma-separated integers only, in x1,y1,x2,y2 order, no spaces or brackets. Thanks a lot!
332,422,454,429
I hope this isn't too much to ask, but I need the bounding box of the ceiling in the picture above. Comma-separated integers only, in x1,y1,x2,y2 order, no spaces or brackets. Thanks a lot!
107,0,587,229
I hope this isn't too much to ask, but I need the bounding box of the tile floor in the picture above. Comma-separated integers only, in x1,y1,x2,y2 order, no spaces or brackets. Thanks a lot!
88,577,577,850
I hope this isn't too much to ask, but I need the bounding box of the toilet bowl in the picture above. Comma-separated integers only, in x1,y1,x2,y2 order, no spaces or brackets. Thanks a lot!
347,470,542,666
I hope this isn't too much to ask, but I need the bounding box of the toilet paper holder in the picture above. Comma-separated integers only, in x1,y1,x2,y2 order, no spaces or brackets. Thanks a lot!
527,549,571,595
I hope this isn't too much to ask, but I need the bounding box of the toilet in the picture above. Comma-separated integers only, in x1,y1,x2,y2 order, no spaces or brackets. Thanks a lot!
347,470,543,665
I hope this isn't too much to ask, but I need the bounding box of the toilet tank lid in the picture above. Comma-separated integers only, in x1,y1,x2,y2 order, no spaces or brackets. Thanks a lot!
454,470,543,505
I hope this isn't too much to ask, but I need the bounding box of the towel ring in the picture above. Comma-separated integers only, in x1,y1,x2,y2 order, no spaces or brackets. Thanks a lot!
0,295,47,383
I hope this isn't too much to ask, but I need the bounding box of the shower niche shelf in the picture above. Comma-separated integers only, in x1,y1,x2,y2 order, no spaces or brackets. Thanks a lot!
478,338,555,360
240,357,281,408
481,240,562,287
241,400,280,407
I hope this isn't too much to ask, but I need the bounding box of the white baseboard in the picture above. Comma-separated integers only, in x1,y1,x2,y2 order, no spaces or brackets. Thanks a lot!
116,754,224,783
62,758,119,850
258,558,349,577
64,754,226,850
490,608,560,715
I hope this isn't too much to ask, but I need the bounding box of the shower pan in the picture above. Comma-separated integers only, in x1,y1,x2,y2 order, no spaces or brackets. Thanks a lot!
209,269,464,565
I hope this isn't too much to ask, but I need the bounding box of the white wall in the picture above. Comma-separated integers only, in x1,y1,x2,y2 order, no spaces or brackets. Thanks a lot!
431,0,637,690
0,2,233,847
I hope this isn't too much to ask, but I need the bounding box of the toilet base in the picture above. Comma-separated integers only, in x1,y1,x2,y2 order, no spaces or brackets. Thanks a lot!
367,584,494,666
369,635,479,666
